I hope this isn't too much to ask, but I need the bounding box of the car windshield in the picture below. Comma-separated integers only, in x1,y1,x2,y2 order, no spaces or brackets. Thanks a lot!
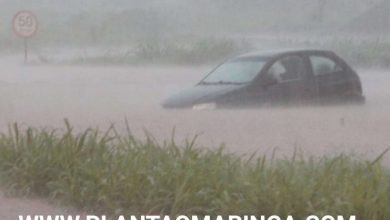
201,59,267,84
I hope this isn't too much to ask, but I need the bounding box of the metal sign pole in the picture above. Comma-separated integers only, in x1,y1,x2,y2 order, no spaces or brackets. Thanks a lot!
24,38,28,64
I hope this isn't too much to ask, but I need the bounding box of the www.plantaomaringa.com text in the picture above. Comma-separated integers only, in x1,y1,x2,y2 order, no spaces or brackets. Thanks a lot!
19,215,357,220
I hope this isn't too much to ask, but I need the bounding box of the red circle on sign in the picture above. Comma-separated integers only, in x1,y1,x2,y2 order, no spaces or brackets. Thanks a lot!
12,10,39,38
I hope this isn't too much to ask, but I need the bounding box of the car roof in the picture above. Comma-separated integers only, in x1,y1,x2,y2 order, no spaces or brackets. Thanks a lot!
234,49,334,60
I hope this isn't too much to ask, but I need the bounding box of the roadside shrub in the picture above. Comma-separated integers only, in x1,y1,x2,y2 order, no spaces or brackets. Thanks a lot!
62,38,251,65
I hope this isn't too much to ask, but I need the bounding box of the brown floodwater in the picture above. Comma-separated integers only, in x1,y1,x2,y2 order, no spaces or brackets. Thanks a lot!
0,56,389,219
0,58,389,164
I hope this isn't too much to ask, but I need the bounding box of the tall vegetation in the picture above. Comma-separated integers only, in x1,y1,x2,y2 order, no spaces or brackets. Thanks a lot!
0,122,389,219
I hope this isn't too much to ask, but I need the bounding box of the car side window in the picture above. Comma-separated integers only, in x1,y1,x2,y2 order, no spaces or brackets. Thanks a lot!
310,55,343,76
267,55,305,82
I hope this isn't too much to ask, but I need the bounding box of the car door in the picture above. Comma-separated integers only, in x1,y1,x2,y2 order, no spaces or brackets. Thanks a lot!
309,54,351,101
259,54,316,105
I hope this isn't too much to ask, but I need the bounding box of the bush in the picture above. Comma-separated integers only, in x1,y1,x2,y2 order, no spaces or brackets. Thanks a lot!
61,38,251,65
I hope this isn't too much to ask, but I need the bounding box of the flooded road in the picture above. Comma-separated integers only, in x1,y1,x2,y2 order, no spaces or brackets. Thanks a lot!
0,58,389,165
0,57,389,220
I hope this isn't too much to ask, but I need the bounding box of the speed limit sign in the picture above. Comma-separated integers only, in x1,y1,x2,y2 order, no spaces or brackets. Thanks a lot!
12,10,38,38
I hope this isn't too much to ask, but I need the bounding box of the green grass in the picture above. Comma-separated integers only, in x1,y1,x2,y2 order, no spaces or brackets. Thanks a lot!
58,38,251,66
32,37,390,68
0,121,389,219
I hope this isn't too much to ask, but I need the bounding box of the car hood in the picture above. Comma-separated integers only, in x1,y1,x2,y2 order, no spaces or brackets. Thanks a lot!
161,84,245,108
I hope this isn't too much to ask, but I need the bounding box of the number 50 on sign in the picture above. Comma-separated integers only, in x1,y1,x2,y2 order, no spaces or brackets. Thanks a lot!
12,10,38,38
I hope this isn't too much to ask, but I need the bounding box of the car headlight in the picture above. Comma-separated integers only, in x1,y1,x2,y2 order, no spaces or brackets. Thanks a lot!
192,102,217,110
